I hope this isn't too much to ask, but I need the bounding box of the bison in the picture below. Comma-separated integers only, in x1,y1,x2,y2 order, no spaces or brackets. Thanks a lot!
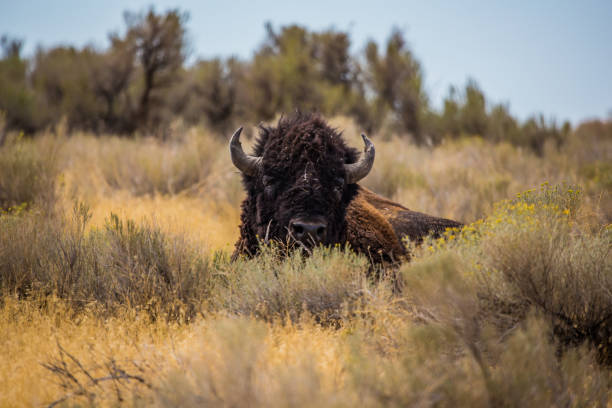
230,113,461,263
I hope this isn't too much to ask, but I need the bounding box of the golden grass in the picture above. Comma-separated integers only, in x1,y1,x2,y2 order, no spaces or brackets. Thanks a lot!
1,297,350,407
0,296,184,406
85,193,240,252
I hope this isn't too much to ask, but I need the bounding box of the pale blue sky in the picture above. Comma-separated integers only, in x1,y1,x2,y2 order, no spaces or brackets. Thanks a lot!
1,0,611,124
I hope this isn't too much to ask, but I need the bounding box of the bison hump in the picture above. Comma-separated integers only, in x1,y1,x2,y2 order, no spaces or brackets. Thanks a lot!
345,190,407,263
351,186,462,248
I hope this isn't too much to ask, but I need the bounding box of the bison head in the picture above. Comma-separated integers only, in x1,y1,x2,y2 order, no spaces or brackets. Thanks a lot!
230,114,374,252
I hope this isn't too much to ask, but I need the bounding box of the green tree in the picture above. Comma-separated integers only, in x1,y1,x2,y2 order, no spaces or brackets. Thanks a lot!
313,31,352,86
256,24,320,114
187,58,237,131
0,36,36,133
520,115,569,155
89,34,135,132
123,8,188,131
460,79,488,136
487,103,520,143
31,46,102,130
364,29,427,142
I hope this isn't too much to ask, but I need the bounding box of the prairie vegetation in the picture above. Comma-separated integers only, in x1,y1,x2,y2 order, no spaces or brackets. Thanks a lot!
0,116,610,407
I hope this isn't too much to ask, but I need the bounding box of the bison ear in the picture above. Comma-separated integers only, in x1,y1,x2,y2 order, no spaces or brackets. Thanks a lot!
229,127,263,176
344,134,375,184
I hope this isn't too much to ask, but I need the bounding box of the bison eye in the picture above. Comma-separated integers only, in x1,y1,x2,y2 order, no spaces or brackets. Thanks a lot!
333,186,343,201
262,176,278,198
262,175,274,186
264,184,276,198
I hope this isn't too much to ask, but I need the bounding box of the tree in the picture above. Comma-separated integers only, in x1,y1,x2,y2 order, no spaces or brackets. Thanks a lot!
0,35,37,133
364,29,427,142
123,8,188,131
31,46,102,131
460,79,488,136
257,24,320,113
313,30,352,86
89,34,135,132
184,58,237,132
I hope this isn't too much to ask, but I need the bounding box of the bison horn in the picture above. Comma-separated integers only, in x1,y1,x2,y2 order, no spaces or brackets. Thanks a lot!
229,127,263,176
344,134,375,184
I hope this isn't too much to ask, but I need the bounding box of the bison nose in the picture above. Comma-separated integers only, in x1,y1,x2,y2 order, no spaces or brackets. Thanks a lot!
289,219,327,245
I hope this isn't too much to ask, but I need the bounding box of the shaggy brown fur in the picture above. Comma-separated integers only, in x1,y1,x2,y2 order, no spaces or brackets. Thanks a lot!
232,113,461,263
356,187,462,245
345,188,407,263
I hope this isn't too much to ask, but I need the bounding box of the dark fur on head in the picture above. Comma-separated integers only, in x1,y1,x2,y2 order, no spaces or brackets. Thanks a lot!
234,113,361,256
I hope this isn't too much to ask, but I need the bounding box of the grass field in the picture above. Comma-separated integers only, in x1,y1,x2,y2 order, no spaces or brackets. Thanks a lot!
1,117,611,407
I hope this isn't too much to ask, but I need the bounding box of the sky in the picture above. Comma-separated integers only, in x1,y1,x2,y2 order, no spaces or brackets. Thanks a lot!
1,0,611,125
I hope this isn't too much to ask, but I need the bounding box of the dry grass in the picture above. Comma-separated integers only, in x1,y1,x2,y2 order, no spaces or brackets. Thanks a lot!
213,245,380,325
0,202,214,321
85,194,240,252
3,297,608,407
1,298,352,407
0,296,188,407
0,132,60,211
0,117,611,407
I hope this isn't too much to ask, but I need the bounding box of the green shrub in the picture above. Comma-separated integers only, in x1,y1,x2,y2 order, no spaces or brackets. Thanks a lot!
93,129,225,195
0,134,59,211
581,161,612,191
215,244,375,325
347,313,610,408
0,42,38,133
0,203,213,321
406,184,612,365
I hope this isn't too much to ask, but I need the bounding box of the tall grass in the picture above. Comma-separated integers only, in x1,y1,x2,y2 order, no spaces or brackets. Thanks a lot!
0,202,214,321
0,133,60,211
4,306,607,407
347,314,610,408
403,184,612,365
61,126,233,197
215,245,378,325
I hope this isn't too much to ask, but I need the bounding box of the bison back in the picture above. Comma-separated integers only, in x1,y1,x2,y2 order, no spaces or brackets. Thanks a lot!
355,186,462,246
